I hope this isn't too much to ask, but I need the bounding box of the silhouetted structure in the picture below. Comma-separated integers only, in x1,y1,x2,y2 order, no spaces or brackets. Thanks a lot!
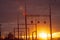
0,24,1,38
4,32,14,40
0,24,2,40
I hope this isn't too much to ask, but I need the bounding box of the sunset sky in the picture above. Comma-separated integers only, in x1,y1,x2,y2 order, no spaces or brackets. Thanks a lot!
0,0,60,37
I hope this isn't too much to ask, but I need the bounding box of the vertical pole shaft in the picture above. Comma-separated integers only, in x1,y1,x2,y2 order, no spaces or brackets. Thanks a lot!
17,13,19,40
0,24,1,38
35,24,37,40
24,0,27,40
25,13,27,40
18,24,19,40
28,28,30,40
14,28,15,39
32,32,33,40
20,31,22,39
16,0,20,39
35,17,37,40
49,0,52,40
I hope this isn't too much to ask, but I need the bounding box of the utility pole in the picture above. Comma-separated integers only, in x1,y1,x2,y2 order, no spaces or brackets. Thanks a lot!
14,27,15,39
24,0,27,40
17,13,20,40
16,0,20,40
35,17,37,40
32,31,36,40
49,0,52,40
0,24,1,38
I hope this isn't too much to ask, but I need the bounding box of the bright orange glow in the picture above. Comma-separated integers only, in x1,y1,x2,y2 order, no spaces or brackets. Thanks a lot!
33,35,36,39
52,32,60,38
38,32,48,39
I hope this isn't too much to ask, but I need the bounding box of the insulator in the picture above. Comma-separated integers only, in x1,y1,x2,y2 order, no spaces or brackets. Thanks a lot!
31,21,33,24
44,21,46,24
37,21,40,23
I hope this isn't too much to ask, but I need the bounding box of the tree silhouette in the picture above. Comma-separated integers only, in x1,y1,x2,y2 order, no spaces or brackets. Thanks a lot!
4,32,14,40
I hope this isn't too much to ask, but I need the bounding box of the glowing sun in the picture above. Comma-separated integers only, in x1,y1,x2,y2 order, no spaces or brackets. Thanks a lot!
39,32,48,39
